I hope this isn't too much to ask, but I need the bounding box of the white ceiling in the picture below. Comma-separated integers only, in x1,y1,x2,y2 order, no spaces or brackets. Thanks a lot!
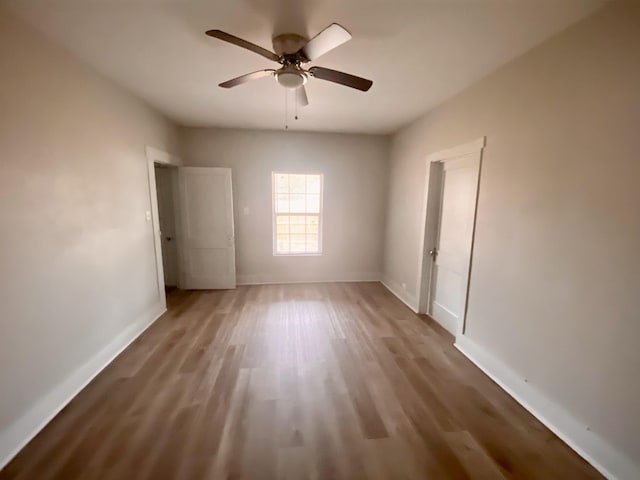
4,0,605,134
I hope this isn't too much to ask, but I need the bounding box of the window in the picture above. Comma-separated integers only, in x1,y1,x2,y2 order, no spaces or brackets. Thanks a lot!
273,172,323,255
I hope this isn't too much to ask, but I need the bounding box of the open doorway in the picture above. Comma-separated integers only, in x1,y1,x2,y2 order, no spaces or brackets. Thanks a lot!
417,138,485,337
154,165,179,291
146,146,183,308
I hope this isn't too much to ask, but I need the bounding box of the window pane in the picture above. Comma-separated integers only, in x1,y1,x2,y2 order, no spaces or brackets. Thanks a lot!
306,194,320,213
290,224,305,234
276,194,289,213
289,174,306,193
275,174,289,193
277,240,290,253
290,194,305,212
307,238,319,252
273,173,322,255
290,235,306,253
306,175,321,194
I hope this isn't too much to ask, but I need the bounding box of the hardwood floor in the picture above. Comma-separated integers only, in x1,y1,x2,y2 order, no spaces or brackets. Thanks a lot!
1,282,601,479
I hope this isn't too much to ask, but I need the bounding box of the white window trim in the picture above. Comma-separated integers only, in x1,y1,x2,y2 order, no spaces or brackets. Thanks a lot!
272,172,324,256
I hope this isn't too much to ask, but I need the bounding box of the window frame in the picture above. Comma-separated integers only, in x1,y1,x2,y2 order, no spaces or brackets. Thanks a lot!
272,172,324,256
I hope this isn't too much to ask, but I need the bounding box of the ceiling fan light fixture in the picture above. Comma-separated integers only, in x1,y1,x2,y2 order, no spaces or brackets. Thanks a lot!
275,70,307,89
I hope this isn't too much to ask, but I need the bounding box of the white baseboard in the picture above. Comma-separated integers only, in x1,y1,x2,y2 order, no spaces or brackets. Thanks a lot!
0,302,167,470
380,276,418,313
455,335,639,480
236,272,381,286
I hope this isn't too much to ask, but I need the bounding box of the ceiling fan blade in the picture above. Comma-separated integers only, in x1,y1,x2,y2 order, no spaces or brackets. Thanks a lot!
308,66,372,92
297,85,309,106
299,23,352,61
206,30,280,63
219,69,275,88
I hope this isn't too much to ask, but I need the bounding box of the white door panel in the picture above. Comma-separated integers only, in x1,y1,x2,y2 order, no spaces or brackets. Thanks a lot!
179,167,236,290
430,154,480,335
188,249,232,278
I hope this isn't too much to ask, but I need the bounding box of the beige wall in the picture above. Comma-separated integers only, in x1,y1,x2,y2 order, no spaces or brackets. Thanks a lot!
0,10,179,465
383,2,640,476
180,128,389,284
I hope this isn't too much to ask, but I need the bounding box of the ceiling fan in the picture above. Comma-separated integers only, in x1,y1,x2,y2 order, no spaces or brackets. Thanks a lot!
205,23,373,106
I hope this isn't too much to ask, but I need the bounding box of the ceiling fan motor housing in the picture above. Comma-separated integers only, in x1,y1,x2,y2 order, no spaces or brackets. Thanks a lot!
272,33,308,56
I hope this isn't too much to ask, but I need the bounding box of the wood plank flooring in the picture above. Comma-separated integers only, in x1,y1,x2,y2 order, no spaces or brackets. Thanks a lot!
1,282,602,479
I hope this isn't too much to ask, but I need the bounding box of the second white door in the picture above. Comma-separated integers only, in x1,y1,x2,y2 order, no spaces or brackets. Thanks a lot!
178,167,236,290
429,154,480,335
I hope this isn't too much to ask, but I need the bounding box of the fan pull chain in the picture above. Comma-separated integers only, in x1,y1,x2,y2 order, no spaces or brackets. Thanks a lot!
284,88,289,130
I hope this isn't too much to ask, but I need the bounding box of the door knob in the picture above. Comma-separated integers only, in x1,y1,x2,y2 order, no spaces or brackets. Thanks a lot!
429,248,438,257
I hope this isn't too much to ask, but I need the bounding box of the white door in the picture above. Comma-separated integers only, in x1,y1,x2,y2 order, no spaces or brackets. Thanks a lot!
178,167,236,289
155,167,178,286
429,154,480,335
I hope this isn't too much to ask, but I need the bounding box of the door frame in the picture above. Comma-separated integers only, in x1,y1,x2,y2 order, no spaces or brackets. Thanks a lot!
146,146,183,308
416,137,485,336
